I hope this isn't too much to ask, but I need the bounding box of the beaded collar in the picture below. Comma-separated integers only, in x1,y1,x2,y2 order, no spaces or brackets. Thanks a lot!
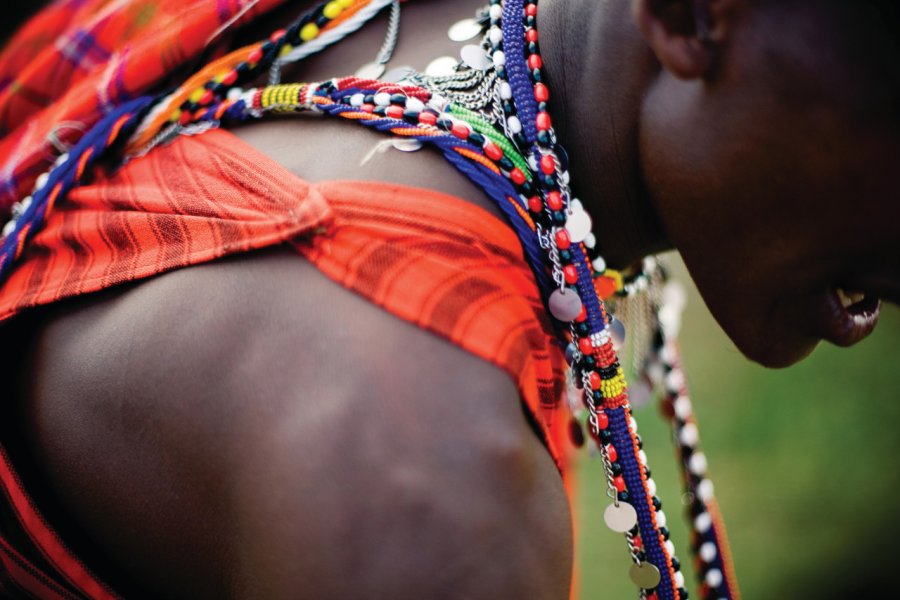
0,2,741,598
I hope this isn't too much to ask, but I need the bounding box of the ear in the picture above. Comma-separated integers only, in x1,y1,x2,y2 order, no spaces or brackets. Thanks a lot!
631,0,739,80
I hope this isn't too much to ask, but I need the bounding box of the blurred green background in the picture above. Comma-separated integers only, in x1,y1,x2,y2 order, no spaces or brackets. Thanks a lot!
575,255,900,599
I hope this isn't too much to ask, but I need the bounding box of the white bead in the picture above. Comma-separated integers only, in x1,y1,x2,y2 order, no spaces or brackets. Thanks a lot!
527,155,539,171
706,568,724,588
628,416,638,433
507,115,522,134
665,368,685,392
428,93,448,111
674,571,685,588
34,172,49,191
638,450,648,465
699,541,718,563
592,256,607,273
500,81,512,100
373,92,391,106
665,540,676,557
490,4,502,20
673,395,692,420
489,27,503,46
405,97,425,113
19,196,32,212
646,478,657,495
694,512,712,533
54,152,69,167
2,220,15,238
697,478,715,502
350,93,365,107
655,509,667,528
584,232,596,249
679,423,699,447
227,87,244,101
492,50,506,67
689,452,708,476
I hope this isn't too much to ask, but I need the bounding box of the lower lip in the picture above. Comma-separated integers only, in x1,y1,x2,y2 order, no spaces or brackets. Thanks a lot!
811,290,881,347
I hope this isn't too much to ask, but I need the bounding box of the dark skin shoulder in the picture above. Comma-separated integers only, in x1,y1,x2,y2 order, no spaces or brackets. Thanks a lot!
9,1,572,597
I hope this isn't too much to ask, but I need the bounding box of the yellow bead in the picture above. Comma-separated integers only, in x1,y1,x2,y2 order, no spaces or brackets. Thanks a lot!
278,43,293,57
323,1,342,19
337,0,354,8
300,23,319,42
189,87,204,103
169,109,182,123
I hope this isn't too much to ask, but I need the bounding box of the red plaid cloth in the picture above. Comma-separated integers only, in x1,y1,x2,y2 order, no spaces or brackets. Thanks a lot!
0,0,290,212
0,128,571,598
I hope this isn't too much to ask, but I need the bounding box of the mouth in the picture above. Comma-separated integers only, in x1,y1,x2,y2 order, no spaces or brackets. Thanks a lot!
812,286,882,347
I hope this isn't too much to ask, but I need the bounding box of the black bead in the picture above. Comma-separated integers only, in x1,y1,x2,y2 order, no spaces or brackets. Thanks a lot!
559,249,572,263
287,24,301,44
468,132,485,147
390,94,406,104
610,461,623,476
659,526,670,540
671,557,681,572
364,94,375,104
537,130,551,146
552,210,566,225
582,355,596,369
528,42,538,54
653,496,662,511
617,490,629,503
543,174,556,187
600,429,613,444
538,101,548,112
636,435,644,449
644,468,652,479
496,66,507,79
498,156,514,170
532,68,542,81
316,15,329,28
521,181,534,196
678,589,689,599
236,62,250,75
576,322,590,336
261,41,275,54
403,110,419,120
212,83,227,96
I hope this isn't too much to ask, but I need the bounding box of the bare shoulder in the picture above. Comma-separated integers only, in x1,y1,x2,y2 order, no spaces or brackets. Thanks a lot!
16,246,572,599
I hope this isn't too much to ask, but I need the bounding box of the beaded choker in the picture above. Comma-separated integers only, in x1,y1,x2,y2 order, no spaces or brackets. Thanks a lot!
0,2,741,598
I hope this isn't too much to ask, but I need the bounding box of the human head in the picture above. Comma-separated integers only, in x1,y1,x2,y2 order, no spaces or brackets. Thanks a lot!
633,0,900,367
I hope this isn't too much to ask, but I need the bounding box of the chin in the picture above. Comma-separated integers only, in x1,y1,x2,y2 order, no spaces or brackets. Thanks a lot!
733,334,820,369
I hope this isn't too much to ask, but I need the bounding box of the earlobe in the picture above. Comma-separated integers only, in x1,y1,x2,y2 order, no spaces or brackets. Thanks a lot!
631,0,727,80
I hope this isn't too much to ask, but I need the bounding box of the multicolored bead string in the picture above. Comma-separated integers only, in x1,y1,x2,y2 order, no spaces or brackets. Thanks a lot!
0,2,742,599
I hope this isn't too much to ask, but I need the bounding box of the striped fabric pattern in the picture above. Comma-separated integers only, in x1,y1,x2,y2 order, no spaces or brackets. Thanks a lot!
0,127,570,598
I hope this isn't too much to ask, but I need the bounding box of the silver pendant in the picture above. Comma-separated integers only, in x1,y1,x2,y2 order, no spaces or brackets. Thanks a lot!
460,44,492,71
425,56,459,77
548,289,583,322
391,138,423,153
382,65,414,83
629,562,662,589
565,199,593,243
355,61,386,80
604,502,638,534
448,18,483,42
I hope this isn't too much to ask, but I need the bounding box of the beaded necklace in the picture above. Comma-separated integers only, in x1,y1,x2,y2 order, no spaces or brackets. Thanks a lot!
0,2,741,598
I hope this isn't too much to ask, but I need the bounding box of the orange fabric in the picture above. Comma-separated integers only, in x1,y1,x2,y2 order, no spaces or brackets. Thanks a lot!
0,127,571,465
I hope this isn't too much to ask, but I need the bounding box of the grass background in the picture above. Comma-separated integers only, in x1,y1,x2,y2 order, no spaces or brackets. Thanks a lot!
575,255,900,599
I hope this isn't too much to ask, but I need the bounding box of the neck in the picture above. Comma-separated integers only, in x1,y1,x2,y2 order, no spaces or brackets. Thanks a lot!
540,0,670,268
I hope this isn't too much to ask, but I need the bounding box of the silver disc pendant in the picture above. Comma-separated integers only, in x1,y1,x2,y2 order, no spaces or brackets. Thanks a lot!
425,56,459,77
382,65,414,83
548,289,583,322
565,200,593,243
391,138,423,153
629,562,662,589
460,44,492,71
608,316,626,349
448,18,482,42
355,61,386,79
604,502,638,534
